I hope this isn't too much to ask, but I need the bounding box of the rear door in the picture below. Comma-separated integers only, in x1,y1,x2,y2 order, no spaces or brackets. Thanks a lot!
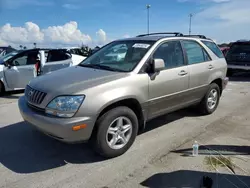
3,51,38,89
181,40,213,102
42,50,72,74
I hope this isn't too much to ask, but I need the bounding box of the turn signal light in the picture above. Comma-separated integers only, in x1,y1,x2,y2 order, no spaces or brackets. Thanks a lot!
72,124,87,131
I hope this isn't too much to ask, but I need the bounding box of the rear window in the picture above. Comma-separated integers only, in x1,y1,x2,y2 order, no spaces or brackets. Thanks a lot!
201,40,224,58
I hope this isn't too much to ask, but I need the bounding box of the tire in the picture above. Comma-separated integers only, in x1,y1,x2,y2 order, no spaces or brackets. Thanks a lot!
198,83,220,115
93,106,138,158
0,81,5,96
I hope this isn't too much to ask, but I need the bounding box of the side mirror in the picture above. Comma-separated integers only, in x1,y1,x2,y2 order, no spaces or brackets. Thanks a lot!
154,58,165,72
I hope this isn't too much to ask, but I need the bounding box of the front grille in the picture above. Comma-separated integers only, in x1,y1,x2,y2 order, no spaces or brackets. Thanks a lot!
25,85,47,105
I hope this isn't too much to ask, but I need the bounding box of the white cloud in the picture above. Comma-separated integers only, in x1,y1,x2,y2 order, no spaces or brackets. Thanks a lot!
62,4,80,10
0,21,107,48
96,29,107,45
123,34,130,38
43,21,92,46
186,0,250,43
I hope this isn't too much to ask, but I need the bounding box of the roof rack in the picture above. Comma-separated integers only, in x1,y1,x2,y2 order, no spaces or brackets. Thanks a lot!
183,35,207,39
136,32,184,37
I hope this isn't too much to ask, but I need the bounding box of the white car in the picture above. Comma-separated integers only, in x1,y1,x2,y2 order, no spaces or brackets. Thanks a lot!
0,48,83,94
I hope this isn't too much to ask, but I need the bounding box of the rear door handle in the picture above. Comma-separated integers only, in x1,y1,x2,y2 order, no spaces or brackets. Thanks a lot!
208,64,214,69
178,70,188,76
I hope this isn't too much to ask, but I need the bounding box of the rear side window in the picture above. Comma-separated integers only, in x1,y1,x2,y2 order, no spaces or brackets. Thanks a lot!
202,40,224,58
47,50,71,62
182,40,211,65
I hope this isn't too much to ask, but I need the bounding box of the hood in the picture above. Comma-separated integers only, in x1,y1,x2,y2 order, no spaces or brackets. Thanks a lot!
29,66,129,95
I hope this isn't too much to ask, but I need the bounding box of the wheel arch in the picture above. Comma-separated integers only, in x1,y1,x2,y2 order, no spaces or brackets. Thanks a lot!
92,98,145,138
210,78,223,95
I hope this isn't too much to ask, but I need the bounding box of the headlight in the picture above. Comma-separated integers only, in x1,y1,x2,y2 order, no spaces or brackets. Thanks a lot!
45,96,85,118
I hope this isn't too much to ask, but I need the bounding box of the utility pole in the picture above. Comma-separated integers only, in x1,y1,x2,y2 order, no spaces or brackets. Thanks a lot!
146,4,151,35
189,13,193,35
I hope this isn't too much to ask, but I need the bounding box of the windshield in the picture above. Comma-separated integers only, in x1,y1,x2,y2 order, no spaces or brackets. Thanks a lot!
0,51,18,63
79,40,155,72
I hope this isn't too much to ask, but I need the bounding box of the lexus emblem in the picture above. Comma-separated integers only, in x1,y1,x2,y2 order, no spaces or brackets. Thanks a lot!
28,90,34,97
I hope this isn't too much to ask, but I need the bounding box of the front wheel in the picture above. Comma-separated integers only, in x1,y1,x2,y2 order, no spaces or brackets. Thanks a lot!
198,83,220,115
93,106,138,158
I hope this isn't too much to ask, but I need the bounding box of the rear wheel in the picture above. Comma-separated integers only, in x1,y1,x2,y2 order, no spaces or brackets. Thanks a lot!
198,83,220,115
93,106,138,158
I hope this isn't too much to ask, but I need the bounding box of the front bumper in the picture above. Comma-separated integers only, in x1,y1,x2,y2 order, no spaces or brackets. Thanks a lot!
18,96,95,143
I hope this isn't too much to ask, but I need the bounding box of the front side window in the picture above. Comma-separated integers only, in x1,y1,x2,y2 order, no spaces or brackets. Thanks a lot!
11,52,37,66
79,40,155,72
202,40,224,58
182,40,210,65
153,40,185,69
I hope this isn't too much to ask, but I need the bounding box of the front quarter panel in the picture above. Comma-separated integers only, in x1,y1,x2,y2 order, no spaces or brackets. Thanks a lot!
75,73,149,121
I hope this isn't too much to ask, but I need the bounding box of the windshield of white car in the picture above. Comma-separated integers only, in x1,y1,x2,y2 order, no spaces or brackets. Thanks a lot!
0,51,19,63
79,40,155,72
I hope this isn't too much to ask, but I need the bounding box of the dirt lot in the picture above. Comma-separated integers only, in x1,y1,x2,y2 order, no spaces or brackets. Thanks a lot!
0,75,250,188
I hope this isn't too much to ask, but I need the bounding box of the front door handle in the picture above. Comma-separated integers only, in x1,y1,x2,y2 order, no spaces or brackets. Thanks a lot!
178,70,188,76
208,64,214,69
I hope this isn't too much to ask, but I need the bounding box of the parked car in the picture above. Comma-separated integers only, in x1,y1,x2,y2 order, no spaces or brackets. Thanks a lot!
0,46,17,57
18,32,228,158
0,48,78,94
225,40,250,76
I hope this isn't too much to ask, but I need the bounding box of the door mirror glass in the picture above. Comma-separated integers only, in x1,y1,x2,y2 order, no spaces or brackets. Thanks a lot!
154,58,165,72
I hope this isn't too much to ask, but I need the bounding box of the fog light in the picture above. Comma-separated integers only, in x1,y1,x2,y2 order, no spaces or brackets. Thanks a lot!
72,124,87,131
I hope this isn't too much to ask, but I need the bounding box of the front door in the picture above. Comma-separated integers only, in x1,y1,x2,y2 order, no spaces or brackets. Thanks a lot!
148,40,189,119
3,51,37,89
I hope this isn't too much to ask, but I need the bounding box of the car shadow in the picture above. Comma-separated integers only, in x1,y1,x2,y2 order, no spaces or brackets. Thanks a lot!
171,145,250,156
0,108,199,174
142,107,200,133
0,122,105,174
140,170,250,188
0,90,24,99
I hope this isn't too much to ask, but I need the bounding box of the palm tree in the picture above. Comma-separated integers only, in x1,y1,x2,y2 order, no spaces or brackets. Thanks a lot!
33,43,37,48
19,45,23,49
23,46,27,50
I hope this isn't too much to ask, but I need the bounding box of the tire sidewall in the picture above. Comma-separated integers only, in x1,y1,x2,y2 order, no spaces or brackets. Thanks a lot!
204,83,220,114
95,106,138,158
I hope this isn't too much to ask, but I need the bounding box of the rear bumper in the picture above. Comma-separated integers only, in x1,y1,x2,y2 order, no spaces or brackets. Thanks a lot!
18,96,96,143
227,65,250,71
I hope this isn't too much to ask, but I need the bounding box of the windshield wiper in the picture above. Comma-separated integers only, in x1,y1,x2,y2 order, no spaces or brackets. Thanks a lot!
78,64,126,72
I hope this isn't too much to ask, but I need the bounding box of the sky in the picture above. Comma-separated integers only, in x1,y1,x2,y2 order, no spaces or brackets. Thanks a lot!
0,0,250,48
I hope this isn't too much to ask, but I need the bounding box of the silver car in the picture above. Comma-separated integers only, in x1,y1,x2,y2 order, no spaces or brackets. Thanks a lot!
18,33,229,158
